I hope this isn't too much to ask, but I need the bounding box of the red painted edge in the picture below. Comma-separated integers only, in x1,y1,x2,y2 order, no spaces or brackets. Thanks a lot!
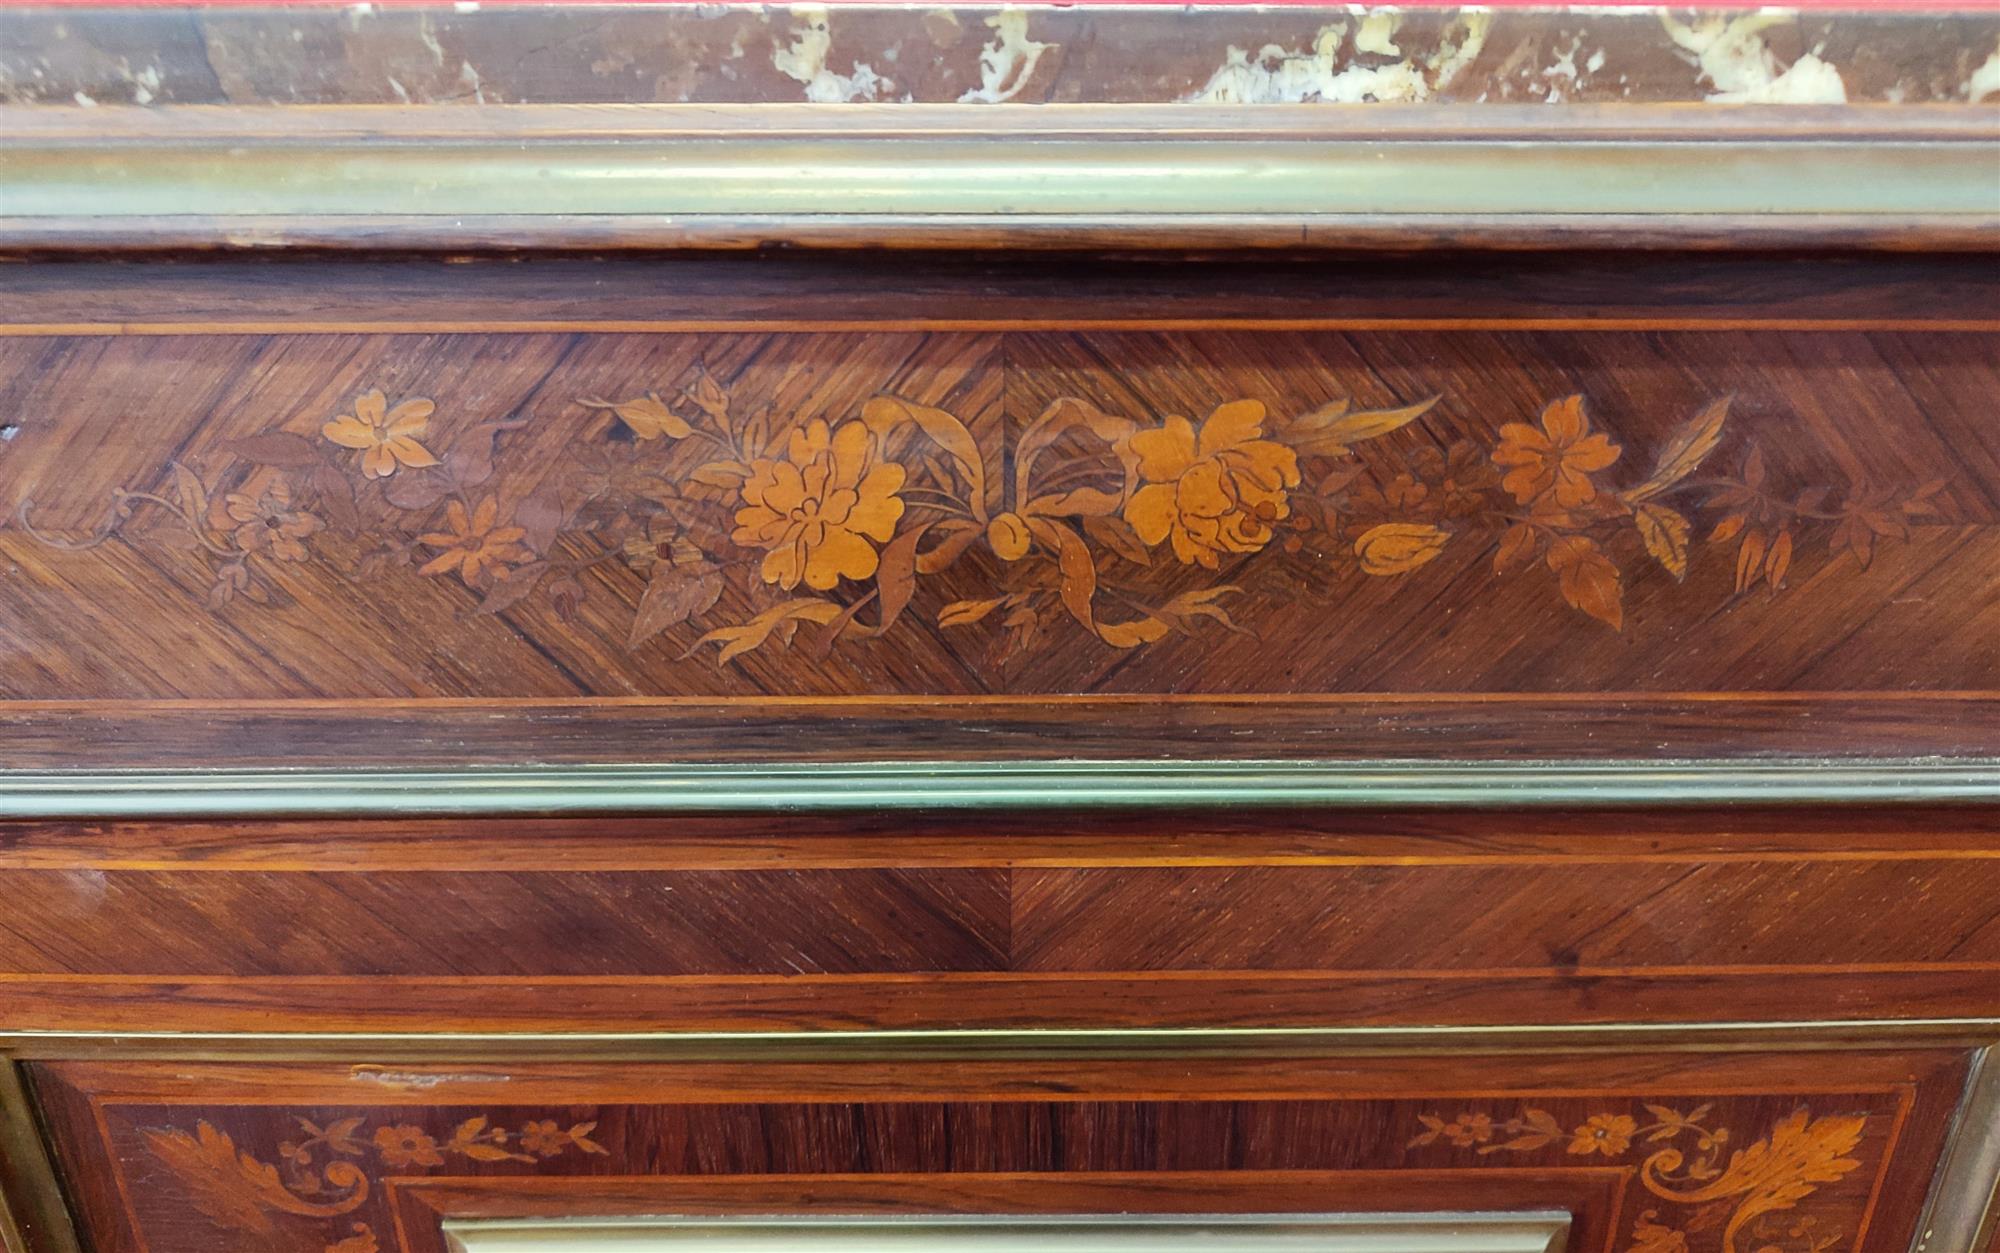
1,0,1994,9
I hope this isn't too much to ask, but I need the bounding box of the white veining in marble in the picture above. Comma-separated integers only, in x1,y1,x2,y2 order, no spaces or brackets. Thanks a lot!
958,10,1051,104
774,4,892,103
1185,10,1491,104
1965,39,2000,102
1661,10,1847,103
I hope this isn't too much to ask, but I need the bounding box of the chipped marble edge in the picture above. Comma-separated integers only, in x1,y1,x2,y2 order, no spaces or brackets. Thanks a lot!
3,6,1999,110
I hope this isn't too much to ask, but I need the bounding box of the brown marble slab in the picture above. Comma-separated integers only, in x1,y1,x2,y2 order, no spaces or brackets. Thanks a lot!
3,4,1998,110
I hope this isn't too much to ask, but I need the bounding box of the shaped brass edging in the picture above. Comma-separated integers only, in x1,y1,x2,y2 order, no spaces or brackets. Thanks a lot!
0,1063,81,1253
5,1020,2000,1063
1,103,1995,250
0,759,1996,818
1912,1044,2000,1253
439,1213,1572,1253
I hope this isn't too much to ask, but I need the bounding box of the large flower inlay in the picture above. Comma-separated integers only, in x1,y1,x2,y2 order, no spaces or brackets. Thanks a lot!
731,419,905,591
1122,400,1300,569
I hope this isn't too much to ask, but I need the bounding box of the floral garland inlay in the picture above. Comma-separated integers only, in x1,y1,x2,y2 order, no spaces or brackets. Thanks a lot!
1409,1103,1867,1253
142,1115,606,1253
15,369,1946,662
137,1100,1872,1252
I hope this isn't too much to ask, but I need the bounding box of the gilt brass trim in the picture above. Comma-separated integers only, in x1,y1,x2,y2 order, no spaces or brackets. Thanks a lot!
1,759,1996,818
0,1063,80,1253
4,1020,1997,1063
1912,1045,2000,1253
2,103,1994,250
442,1213,1571,1253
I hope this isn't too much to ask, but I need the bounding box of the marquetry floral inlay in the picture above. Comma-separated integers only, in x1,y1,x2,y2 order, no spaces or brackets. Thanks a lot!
135,1098,1870,1252
142,1114,605,1252
13,365,1950,658
1410,1103,1867,1253
321,389,440,480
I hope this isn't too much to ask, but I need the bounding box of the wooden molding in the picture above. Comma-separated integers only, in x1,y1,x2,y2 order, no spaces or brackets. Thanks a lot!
2,103,1995,251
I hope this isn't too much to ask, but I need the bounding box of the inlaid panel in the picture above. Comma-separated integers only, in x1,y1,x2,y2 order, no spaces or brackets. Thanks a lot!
2,305,1997,761
31,1048,1968,1248
4,324,1994,697
29,1050,1971,1253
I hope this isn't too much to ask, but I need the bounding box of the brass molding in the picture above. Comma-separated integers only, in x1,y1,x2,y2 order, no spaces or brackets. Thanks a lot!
2,103,1995,251
4,1020,1997,1063
0,1064,79,1253
442,1213,1571,1253
1913,1045,2000,1253
2,759,1998,818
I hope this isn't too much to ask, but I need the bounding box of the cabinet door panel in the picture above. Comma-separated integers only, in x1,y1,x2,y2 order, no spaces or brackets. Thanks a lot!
29,1048,1969,1253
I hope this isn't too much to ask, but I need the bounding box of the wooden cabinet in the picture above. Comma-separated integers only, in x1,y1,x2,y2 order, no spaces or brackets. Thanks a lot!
1,3,1997,1250
5,809,1998,1251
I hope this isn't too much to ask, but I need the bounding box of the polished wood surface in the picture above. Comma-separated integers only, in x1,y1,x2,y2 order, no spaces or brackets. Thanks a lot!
1,252,1995,767
29,1049,1973,1253
2,326,1983,689
3,16,1998,1245
3,807,1996,1035
7,253,1993,330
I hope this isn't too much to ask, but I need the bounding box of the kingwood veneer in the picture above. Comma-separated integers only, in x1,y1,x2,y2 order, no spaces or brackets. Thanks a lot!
0,5,1996,1252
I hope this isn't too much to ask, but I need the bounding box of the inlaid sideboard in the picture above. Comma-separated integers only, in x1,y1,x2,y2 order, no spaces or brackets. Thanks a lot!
1,4,1997,1252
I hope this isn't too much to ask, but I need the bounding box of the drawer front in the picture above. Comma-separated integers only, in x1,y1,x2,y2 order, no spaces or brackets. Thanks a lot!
0,252,1996,768
30,1049,1972,1253
3,807,1999,1034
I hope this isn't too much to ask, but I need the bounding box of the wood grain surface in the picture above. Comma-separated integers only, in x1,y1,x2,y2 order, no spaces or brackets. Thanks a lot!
3,806,1996,1034
4,13,1998,1252
0,252,1994,766
27,1049,1973,1253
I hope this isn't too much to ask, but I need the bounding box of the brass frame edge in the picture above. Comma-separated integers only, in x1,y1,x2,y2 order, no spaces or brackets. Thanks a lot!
4,1020,1998,1063
3,102,1995,251
3,759,1997,817
11,213,1997,254
1913,1044,2000,1253
440,1212,1573,1253
0,1063,80,1253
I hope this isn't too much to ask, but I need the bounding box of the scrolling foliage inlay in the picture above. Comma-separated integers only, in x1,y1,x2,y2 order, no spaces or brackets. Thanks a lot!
13,358,1950,664
1410,1103,1866,1253
142,1114,606,1253
130,1097,1883,1253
